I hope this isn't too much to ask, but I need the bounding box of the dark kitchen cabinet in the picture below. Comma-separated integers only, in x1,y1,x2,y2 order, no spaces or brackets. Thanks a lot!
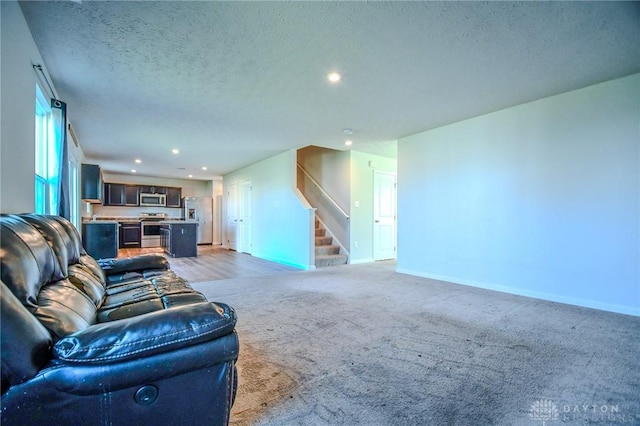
81,164,103,204
104,184,140,206
166,187,182,208
160,222,197,258
160,227,170,253
124,185,140,206
100,182,180,208
104,183,125,206
119,221,141,248
139,185,166,194
82,222,118,259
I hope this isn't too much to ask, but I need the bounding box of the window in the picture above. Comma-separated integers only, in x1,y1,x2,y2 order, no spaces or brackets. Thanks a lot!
35,85,61,214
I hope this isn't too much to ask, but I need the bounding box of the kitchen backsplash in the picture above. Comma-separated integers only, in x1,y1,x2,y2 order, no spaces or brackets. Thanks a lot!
83,204,184,219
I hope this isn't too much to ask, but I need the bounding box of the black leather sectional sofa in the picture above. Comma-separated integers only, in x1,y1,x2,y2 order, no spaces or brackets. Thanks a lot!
1,214,238,425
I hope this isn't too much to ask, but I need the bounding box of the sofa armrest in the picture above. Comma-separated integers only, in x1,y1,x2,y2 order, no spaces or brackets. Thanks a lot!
2,334,238,424
98,254,169,275
53,301,236,364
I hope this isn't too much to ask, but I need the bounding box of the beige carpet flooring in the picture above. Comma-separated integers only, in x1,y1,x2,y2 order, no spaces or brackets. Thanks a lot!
192,261,640,425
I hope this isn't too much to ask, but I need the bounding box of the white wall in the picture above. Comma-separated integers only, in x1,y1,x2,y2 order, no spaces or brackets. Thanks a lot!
1,1,48,213
1,1,86,217
397,74,640,316
224,150,315,269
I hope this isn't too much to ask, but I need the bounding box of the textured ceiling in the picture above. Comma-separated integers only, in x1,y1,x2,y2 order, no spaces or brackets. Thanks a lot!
19,1,640,180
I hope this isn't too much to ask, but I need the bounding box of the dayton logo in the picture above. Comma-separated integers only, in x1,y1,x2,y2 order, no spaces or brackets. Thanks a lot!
529,399,559,425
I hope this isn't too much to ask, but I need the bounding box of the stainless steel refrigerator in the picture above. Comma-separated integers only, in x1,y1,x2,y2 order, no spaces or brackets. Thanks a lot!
183,197,213,244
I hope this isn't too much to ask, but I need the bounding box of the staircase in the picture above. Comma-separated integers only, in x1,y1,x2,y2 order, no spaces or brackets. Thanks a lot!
315,218,348,267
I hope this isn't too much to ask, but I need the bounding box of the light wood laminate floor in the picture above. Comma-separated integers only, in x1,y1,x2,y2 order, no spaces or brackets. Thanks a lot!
118,245,300,283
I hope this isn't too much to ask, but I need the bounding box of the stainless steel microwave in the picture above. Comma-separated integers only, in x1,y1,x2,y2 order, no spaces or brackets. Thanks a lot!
139,193,166,207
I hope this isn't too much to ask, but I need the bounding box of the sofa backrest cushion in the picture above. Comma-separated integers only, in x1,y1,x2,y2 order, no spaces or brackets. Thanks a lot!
1,281,52,393
35,215,108,285
21,215,83,276
0,215,102,340
0,215,64,309
20,215,108,304
35,279,98,341
50,215,88,257
68,263,106,307
79,255,107,285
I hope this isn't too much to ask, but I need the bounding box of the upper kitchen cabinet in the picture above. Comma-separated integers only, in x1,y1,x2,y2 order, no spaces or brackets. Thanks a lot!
124,185,140,206
139,185,166,194
104,183,124,206
104,183,140,206
166,187,182,208
81,164,103,204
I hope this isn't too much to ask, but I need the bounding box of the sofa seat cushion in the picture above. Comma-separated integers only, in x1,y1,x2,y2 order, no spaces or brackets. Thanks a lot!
97,270,207,322
98,299,166,322
54,301,236,364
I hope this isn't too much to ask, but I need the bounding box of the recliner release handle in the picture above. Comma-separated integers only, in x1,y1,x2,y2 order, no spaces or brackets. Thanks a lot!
134,385,158,405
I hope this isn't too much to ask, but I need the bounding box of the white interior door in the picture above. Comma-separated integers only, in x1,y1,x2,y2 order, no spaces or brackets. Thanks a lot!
238,180,252,254
227,182,238,250
373,171,397,260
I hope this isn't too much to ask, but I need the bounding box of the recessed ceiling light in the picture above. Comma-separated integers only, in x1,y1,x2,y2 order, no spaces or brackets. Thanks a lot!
135,159,141,163
131,169,137,173
188,174,193,178
345,140,353,146
172,149,179,154
327,72,341,83
201,166,207,171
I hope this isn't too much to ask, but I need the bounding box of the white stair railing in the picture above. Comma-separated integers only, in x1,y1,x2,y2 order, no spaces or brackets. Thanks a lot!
297,164,350,253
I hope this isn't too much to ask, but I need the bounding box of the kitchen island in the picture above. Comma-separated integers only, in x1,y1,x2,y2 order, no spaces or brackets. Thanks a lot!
160,221,197,258
82,221,119,259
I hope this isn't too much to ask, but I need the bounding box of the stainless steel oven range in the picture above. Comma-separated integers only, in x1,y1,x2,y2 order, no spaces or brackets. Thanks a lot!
139,212,167,248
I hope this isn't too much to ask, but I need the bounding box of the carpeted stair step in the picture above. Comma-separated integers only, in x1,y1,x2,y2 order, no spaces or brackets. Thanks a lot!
313,216,347,267
315,236,333,246
315,244,340,256
315,254,348,267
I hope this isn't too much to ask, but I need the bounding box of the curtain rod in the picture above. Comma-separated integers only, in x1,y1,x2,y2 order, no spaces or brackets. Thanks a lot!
33,64,59,103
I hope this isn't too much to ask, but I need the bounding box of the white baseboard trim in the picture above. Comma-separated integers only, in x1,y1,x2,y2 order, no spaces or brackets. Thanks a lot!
349,258,374,265
395,268,640,317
